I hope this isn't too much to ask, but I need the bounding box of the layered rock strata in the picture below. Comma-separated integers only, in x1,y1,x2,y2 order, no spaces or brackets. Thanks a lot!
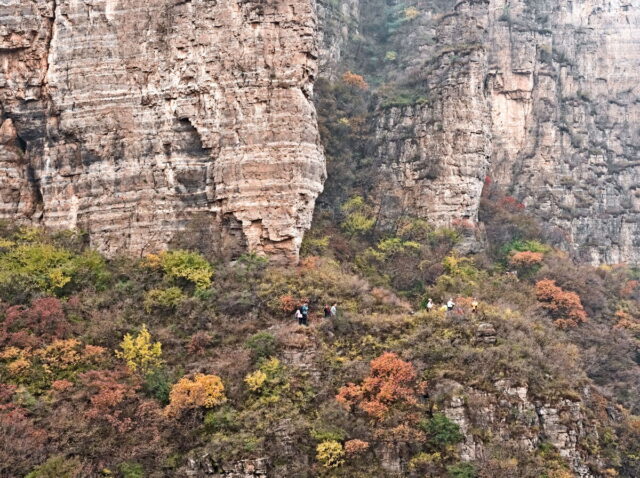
320,0,640,264
0,0,326,262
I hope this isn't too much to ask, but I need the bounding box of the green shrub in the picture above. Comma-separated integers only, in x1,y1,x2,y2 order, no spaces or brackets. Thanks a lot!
160,250,213,289
447,462,476,478
421,413,464,448
203,406,239,434
118,462,144,478
245,332,278,361
502,239,551,256
143,287,186,313
340,196,376,237
0,243,109,299
300,235,330,257
428,255,484,298
310,426,347,442
25,456,82,478
143,368,172,404
384,51,398,61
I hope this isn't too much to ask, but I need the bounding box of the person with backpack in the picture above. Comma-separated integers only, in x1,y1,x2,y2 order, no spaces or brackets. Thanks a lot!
426,298,434,311
330,303,337,317
301,301,309,326
295,307,304,326
324,304,331,318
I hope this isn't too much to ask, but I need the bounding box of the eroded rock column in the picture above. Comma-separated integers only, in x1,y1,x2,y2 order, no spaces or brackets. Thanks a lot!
0,0,326,263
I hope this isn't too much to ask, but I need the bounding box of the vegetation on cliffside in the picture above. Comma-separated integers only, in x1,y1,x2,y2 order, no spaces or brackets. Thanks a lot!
1,179,640,477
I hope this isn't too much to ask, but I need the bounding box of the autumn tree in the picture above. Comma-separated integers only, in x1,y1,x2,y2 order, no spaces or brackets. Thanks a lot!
0,384,48,476
116,324,162,375
509,251,544,268
336,352,422,419
344,439,369,456
165,374,226,417
342,71,369,90
2,297,70,347
535,279,588,328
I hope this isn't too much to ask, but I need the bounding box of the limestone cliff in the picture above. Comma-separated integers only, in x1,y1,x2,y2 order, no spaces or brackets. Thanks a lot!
0,0,326,263
317,0,640,265
2,0,639,264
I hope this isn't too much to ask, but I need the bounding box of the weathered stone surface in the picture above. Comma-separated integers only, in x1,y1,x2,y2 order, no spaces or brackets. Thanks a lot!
316,0,361,80
319,0,640,265
2,0,639,264
486,0,640,265
0,0,326,263
434,379,602,477
184,454,269,477
476,322,497,344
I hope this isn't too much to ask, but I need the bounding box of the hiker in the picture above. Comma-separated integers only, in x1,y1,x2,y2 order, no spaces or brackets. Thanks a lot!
323,304,331,319
447,298,455,312
330,303,337,317
301,301,309,326
471,298,479,314
295,307,304,326
426,298,434,311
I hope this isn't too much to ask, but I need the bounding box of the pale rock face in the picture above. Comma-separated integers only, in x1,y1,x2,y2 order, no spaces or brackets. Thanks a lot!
323,0,640,264
486,0,640,264
0,0,326,263
315,0,361,80
435,379,600,478
372,1,493,228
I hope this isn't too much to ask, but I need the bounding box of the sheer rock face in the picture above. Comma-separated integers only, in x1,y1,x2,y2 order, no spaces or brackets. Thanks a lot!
2,0,640,265
321,0,640,264
486,0,640,264
0,0,326,263
436,380,601,478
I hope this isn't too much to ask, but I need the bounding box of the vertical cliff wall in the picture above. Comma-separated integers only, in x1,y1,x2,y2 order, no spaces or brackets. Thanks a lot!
0,0,326,262
1,0,639,264
317,0,640,264
487,0,640,264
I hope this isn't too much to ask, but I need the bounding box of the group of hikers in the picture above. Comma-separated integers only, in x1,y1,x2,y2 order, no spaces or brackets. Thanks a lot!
425,297,479,314
294,301,338,326
293,296,479,326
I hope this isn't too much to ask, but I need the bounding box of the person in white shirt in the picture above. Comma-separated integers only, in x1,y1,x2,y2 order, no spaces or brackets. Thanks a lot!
447,298,455,311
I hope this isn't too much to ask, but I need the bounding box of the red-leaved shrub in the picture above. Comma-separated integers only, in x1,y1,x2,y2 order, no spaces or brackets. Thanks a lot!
2,297,71,347
336,352,422,419
535,279,588,328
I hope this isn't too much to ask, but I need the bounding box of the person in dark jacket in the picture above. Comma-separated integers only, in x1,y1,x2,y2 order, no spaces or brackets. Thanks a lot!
324,304,331,318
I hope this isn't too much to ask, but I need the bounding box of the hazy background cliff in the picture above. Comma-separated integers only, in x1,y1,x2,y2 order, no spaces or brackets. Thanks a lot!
315,0,640,265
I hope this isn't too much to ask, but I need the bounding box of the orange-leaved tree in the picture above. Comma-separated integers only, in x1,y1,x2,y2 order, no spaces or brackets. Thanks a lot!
165,373,226,417
336,352,422,419
509,250,544,268
342,71,369,90
535,279,587,328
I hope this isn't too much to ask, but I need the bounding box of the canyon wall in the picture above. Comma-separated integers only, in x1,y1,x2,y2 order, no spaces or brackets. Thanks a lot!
0,0,326,262
319,0,640,264
1,0,640,264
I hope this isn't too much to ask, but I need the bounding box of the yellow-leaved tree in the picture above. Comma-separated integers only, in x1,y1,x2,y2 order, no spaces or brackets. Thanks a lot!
165,374,226,417
116,324,162,375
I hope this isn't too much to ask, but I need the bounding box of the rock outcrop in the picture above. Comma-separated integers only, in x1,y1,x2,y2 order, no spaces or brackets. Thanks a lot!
0,0,326,263
434,379,602,478
183,454,269,478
